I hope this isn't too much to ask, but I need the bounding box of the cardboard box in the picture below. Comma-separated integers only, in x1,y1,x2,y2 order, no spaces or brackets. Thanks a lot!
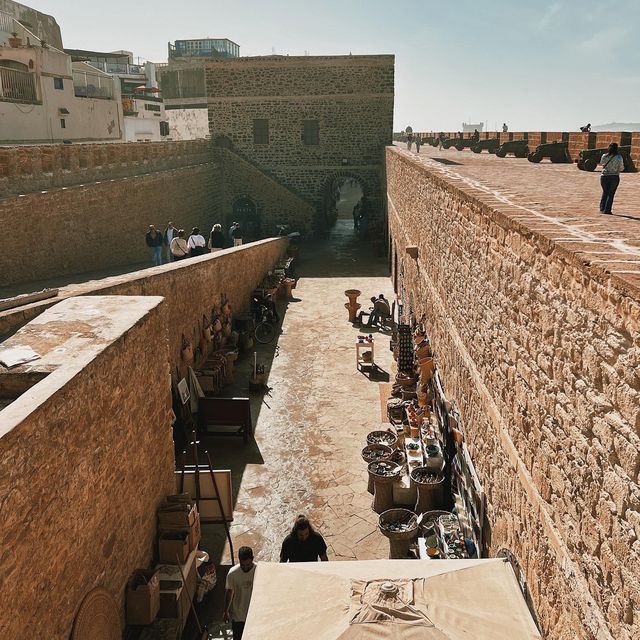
157,500,196,528
158,512,201,553
156,550,197,631
126,569,160,625
158,531,190,564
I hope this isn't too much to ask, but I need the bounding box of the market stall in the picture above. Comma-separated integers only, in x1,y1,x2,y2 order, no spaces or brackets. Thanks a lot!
242,559,542,639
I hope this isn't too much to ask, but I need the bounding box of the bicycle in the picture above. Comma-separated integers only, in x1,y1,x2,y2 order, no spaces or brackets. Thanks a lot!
252,296,278,344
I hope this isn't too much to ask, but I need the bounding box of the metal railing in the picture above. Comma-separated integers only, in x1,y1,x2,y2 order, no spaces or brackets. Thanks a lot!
73,70,115,99
0,66,37,102
0,10,13,35
87,60,145,76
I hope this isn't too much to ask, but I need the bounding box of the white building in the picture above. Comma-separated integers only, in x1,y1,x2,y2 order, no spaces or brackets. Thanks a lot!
0,10,123,143
67,49,169,142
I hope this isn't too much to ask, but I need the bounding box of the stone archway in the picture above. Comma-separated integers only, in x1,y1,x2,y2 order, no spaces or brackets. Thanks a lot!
232,196,260,239
320,172,365,231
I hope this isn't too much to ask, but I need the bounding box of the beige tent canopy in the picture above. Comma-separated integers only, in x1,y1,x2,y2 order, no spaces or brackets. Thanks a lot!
243,559,542,639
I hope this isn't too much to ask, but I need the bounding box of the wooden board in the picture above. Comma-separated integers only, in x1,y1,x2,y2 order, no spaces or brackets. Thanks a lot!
378,382,393,422
175,466,233,523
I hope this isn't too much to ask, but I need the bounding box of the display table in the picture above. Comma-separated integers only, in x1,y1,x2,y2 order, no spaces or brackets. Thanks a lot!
356,337,375,370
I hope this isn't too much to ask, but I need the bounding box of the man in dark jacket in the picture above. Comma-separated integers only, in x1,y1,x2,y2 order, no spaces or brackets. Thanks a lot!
145,224,163,266
280,515,328,563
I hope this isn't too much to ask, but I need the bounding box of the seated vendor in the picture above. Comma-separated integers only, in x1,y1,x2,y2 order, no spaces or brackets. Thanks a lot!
358,294,391,327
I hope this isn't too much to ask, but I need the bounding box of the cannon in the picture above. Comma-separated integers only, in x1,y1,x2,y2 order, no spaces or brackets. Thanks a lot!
441,137,458,149
527,140,572,163
471,138,500,154
453,138,477,151
421,136,438,147
577,146,635,172
495,139,529,158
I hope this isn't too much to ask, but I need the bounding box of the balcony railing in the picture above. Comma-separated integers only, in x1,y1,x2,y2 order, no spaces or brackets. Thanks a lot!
87,61,146,76
73,70,114,100
0,66,37,103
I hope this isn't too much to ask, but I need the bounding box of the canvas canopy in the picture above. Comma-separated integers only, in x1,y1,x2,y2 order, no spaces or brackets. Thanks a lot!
243,558,541,639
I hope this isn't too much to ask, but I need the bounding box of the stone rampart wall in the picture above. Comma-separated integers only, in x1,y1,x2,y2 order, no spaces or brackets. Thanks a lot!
0,298,175,638
386,147,639,640
0,161,221,286
0,140,212,197
409,130,640,163
0,238,288,370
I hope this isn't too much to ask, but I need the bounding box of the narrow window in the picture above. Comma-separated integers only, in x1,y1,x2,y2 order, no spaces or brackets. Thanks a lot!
253,119,269,145
302,119,319,146
54,77,64,90
60,118,66,128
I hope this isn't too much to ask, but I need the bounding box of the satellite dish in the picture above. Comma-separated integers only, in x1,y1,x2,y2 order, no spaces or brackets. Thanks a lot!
405,126,413,134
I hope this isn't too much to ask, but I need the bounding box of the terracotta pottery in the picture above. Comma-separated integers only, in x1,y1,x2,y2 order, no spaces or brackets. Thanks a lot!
344,289,362,305
345,302,361,323
282,278,296,299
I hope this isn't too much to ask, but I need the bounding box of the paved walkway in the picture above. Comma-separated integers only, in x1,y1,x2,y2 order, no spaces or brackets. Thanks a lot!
400,143,640,290
194,221,394,635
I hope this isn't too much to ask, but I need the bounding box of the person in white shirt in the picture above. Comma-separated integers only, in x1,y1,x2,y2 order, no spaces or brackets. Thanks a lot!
163,221,177,262
599,142,625,215
187,227,207,256
224,546,256,640
170,229,189,260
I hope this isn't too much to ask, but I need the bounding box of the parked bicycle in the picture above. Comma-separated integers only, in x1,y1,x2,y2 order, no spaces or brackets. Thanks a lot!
251,294,279,344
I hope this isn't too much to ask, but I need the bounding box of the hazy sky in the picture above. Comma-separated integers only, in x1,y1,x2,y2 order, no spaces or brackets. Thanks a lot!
41,0,639,131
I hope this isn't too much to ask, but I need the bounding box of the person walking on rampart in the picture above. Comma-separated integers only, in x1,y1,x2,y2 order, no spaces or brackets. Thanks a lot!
406,132,413,151
209,223,226,253
163,221,177,263
438,132,445,150
145,224,163,267
502,123,508,133
599,142,624,215
232,223,244,246
170,229,189,260
188,227,207,256
415,135,421,153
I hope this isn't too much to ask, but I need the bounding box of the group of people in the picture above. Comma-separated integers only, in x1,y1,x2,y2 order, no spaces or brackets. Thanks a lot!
144,221,245,266
224,515,327,639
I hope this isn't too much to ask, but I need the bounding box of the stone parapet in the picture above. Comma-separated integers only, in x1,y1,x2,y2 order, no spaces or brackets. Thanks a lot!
402,131,640,164
0,139,212,197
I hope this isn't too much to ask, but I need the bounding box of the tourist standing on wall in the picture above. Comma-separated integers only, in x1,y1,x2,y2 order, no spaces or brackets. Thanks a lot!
280,515,328,563
224,546,256,640
438,132,445,150
406,132,413,151
232,223,244,246
187,227,207,256
599,143,625,215
170,229,189,260
209,223,226,253
502,123,508,133
415,135,421,153
145,225,163,267
163,221,177,262
229,221,237,243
